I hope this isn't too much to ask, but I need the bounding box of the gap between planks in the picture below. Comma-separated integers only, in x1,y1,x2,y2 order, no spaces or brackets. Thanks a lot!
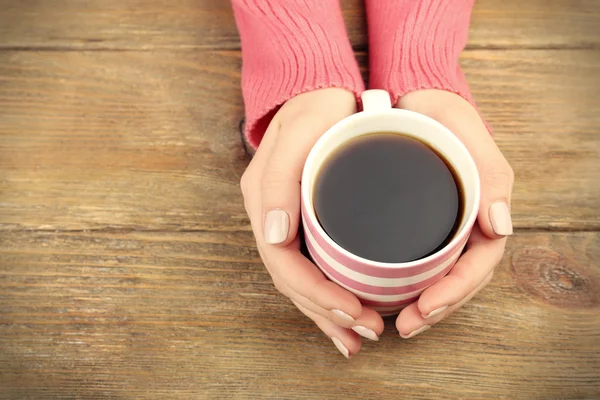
0,44,600,52
1,227,598,235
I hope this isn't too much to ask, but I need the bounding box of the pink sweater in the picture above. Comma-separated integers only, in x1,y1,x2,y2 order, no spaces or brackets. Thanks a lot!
232,0,475,149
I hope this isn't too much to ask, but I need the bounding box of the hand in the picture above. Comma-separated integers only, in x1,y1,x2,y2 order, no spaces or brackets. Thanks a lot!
240,88,385,358
394,90,514,339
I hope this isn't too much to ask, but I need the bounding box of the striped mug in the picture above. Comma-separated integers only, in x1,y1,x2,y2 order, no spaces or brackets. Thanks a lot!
300,90,480,315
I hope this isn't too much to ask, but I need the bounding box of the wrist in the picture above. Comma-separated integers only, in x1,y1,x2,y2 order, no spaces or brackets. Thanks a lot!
281,88,357,116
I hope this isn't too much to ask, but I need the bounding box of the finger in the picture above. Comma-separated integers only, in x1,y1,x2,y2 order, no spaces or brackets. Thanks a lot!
259,241,362,329
434,109,514,239
268,266,356,328
250,164,366,329
429,96,513,239
277,269,383,337
260,241,365,328
261,237,365,328
396,269,494,338
421,269,494,325
397,90,514,239
260,115,338,246
417,226,506,319
292,300,361,359
395,302,429,339
240,112,283,216
351,307,385,341
473,137,514,238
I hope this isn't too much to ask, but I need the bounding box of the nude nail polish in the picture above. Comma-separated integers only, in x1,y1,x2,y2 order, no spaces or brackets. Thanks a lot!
352,326,379,341
331,309,355,324
422,305,448,319
331,337,350,358
264,209,290,244
400,325,431,339
489,201,513,236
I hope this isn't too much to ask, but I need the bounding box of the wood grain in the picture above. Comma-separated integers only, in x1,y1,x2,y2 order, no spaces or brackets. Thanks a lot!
0,50,249,231
1,50,599,231
1,230,599,399
1,1,599,398
1,0,599,50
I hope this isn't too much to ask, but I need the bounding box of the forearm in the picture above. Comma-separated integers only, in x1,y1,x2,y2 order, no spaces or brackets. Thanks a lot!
232,0,364,148
366,0,475,105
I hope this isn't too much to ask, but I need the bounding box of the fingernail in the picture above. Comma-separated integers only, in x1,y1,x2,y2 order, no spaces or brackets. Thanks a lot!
400,325,431,339
352,326,379,341
422,305,448,319
331,309,355,324
264,209,290,244
489,201,513,236
331,337,351,359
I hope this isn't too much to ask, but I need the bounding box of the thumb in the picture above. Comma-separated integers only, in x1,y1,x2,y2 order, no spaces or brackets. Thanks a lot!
261,116,330,246
397,90,514,239
474,137,514,239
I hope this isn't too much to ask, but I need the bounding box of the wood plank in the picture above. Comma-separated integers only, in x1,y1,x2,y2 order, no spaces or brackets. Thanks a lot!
0,0,599,50
0,50,249,231
0,230,599,399
466,50,600,230
1,50,598,231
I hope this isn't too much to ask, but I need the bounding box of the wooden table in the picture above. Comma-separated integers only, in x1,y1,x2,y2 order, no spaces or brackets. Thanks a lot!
1,1,599,399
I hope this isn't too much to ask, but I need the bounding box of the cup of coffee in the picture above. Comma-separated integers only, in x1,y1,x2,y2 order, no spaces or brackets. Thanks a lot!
300,89,480,315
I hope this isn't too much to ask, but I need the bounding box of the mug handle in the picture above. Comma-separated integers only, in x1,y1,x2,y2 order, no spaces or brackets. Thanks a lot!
361,89,392,112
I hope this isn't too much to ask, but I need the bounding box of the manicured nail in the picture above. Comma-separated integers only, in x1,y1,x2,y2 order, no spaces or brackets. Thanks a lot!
331,309,355,324
331,337,351,359
400,325,431,339
352,326,379,341
264,209,290,244
489,201,513,236
422,305,448,319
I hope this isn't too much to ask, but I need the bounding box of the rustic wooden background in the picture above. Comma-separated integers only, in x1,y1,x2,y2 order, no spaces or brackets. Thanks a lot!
1,0,599,399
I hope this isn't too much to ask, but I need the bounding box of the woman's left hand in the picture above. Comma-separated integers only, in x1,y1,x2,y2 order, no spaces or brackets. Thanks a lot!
394,90,514,339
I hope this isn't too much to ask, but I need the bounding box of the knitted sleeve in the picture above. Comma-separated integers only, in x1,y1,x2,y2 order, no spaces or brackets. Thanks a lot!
366,0,476,107
232,0,365,148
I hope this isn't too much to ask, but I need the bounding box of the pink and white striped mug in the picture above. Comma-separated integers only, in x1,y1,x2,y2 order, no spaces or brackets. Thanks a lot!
300,90,481,315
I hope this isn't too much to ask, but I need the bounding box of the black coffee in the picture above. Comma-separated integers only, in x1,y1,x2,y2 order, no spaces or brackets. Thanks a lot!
313,133,463,263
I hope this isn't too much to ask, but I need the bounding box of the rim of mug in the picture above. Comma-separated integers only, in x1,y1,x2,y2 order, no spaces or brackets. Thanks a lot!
301,107,481,268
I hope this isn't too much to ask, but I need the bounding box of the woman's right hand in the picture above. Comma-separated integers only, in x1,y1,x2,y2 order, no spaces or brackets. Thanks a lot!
240,88,385,358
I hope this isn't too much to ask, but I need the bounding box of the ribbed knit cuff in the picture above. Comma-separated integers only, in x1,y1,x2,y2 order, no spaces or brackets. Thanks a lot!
366,0,476,109
233,0,365,149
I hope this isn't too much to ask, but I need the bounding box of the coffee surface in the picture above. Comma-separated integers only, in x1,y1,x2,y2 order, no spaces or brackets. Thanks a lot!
313,133,463,263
